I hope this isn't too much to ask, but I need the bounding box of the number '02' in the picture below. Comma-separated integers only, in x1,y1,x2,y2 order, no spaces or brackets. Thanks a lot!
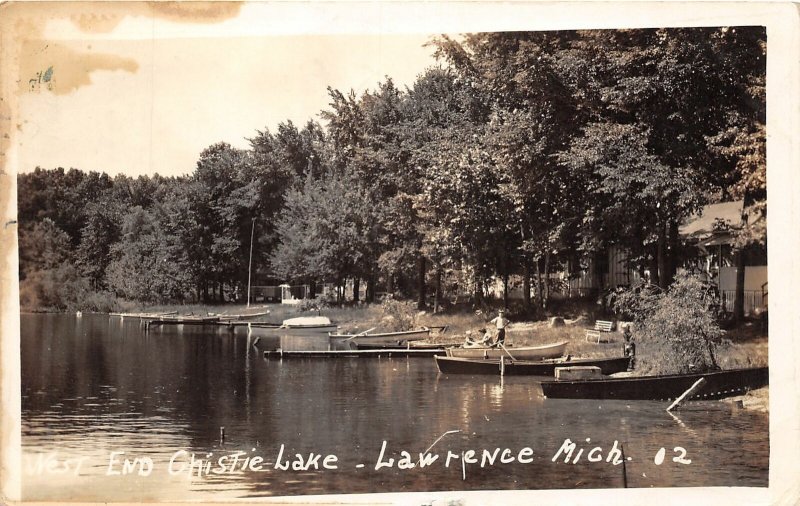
654,447,691,465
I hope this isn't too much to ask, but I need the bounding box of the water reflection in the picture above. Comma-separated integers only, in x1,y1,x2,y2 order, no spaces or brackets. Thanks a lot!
20,313,768,501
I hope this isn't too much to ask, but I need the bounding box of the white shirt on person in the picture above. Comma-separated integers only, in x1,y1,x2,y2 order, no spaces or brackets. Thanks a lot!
490,315,509,329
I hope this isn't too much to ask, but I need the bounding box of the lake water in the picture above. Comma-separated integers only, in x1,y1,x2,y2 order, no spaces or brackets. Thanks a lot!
20,313,768,501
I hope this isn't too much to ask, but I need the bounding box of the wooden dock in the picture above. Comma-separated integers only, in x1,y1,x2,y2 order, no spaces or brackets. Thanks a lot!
263,348,446,358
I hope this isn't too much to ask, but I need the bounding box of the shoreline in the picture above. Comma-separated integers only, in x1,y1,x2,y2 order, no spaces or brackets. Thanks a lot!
21,304,769,412
723,386,770,413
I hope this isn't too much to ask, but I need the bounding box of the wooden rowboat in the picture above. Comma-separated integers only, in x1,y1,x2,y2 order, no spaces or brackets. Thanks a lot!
328,328,431,345
354,342,453,351
248,321,339,336
445,340,568,360
250,316,338,331
281,316,334,328
263,348,445,358
109,311,178,318
151,315,220,324
435,355,631,376
215,311,271,321
540,366,769,400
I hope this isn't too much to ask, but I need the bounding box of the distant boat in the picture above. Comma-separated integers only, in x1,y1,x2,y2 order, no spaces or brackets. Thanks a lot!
329,328,431,345
248,316,338,336
354,341,451,351
152,315,220,324
435,355,630,376
110,311,178,318
540,366,769,400
445,341,568,360
281,316,335,328
263,348,445,358
215,311,271,321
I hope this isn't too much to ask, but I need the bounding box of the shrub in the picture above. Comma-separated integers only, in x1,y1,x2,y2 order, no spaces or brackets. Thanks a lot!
615,271,725,375
380,296,418,331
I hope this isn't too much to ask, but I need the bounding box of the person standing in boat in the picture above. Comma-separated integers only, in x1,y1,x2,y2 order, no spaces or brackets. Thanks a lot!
490,309,510,347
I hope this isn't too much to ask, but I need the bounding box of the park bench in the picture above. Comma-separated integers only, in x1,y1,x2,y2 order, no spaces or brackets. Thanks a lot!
585,320,614,343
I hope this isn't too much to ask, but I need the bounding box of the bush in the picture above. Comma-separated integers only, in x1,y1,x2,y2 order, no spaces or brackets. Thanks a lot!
615,271,725,375
380,296,418,331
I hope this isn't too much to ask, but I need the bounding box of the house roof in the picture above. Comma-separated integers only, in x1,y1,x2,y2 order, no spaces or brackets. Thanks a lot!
680,201,744,238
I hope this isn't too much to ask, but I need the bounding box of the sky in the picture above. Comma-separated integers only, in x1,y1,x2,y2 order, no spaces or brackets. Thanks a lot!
15,4,438,178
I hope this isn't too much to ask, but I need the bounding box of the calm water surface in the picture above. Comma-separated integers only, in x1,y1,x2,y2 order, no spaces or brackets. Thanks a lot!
20,313,768,501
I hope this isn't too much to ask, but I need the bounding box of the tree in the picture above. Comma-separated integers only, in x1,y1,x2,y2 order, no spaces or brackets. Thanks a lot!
615,271,724,375
430,33,583,309
392,67,489,307
554,28,766,289
321,80,414,303
105,206,192,302
17,218,103,311
18,218,72,278
270,169,382,303
75,199,124,289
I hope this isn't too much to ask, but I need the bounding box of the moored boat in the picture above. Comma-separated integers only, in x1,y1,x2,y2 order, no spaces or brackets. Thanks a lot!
263,348,445,358
540,366,769,400
354,341,453,351
328,328,431,345
247,317,339,336
248,321,338,336
215,311,271,321
354,342,453,350
151,315,220,324
110,311,178,318
435,355,631,376
445,340,568,360
281,316,335,328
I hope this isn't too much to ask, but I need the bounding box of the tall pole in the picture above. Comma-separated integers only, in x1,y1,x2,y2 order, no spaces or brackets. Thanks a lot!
247,218,255,308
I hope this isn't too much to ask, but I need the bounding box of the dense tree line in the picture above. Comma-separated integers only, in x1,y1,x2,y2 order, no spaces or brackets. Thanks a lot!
18,28,766,314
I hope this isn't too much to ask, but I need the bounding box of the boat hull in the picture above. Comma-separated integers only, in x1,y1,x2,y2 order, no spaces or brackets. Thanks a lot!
248,324,339,337
540,366,769,400
355,342,449,351
263,348,445,358
435,355,630,376
445,341,568,360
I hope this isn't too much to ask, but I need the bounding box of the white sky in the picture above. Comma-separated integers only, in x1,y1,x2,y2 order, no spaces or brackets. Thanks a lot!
17,5,438,177
15,2,784,180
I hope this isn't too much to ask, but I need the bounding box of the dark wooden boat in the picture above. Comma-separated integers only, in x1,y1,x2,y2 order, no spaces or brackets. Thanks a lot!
354,342,454,351
434,355,631,376
150,315,220,324
540,366,769,400
263,348,445,358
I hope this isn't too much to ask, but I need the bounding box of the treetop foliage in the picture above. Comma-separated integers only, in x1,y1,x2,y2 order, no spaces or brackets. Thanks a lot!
18,27,765,310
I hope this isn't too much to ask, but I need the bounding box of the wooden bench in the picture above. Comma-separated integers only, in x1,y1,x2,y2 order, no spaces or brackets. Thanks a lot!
585,320,614,343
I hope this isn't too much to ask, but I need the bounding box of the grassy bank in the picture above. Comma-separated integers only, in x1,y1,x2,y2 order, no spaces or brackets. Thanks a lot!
723,386,769,413
134,301,768,367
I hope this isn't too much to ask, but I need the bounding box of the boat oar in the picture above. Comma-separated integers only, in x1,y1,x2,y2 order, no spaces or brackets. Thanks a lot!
666,378,707,412
499,342,517,361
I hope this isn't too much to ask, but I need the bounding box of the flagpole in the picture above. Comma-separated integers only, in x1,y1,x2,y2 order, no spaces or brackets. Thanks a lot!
247,217,255,308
